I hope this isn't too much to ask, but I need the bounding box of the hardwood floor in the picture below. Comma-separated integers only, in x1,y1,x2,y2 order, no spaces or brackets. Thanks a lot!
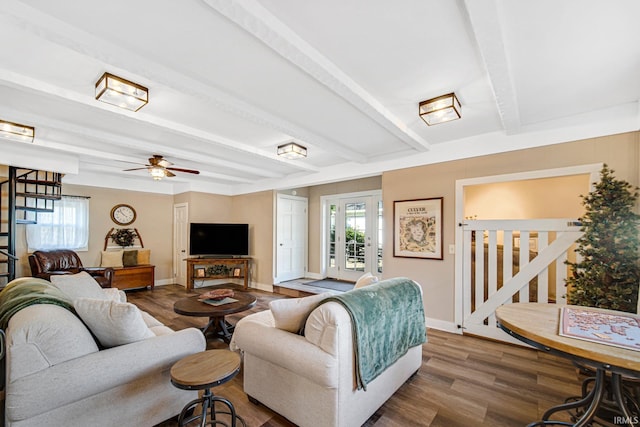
127,284,583,427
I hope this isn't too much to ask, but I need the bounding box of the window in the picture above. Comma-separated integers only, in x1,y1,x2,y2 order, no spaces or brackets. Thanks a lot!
26,196,89,251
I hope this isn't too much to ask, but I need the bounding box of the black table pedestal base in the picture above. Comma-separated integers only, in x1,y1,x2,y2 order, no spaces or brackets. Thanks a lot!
527,368,640,427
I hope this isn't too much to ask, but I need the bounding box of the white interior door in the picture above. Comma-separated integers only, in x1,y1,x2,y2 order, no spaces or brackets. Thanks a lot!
275,194,307,283
173,203,188,287
326,192,382,282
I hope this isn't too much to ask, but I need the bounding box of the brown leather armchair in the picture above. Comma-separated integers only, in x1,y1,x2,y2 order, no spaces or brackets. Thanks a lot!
28,249,114,288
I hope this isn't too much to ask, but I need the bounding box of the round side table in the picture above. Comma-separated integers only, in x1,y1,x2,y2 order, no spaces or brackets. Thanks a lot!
170,350,246,427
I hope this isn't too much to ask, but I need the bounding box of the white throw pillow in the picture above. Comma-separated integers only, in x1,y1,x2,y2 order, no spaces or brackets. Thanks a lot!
50,271,109,302
74,298,155,348
354,272,379,289
269,292,332,333
101,250,124,268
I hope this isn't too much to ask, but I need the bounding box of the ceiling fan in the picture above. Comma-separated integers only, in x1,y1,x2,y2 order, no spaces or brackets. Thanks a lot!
124,155,200,180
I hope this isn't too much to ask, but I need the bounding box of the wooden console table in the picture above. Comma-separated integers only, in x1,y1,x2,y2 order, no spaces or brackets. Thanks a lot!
186,258,251,291
112,264,155,290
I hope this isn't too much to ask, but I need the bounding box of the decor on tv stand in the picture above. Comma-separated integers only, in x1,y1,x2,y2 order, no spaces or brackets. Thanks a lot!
206,265,230,276
565,164,640,313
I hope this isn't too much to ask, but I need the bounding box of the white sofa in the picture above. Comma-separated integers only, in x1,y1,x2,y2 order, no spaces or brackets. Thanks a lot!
2,277,206,427
230,278,425,427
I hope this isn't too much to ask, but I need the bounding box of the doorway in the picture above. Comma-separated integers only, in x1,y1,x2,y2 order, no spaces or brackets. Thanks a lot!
173,202,188,287
323,191,382,281
275,194,308,283
454,164,601,342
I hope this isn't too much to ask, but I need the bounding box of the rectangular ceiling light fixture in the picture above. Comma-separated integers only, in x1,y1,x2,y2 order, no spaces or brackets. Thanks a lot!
419,92,461,126
0,119,35,143
95,72,148,111
277,142,307,159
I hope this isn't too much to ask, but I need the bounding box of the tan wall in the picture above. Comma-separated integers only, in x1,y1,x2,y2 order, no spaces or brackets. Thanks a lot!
231,190,275,286
464,174,589,220
15,184,175,280
382,131,640,324
174,191,233,223
307,176,382,274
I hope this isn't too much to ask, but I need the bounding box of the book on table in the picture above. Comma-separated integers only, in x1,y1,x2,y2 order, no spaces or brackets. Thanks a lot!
199,297,238,306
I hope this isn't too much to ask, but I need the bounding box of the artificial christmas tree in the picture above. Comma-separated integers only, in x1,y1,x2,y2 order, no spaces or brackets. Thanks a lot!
566,165,640,313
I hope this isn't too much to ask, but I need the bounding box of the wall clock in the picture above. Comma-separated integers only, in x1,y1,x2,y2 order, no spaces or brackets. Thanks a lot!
110,204,137,226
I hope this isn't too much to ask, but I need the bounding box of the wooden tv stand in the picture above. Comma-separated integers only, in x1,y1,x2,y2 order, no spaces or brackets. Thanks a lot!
186,258,251,291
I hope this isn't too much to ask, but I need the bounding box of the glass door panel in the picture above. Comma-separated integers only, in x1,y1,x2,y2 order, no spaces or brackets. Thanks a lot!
324,192,382,281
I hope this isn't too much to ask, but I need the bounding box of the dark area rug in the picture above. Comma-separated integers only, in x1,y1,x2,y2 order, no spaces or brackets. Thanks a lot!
305,279,355,292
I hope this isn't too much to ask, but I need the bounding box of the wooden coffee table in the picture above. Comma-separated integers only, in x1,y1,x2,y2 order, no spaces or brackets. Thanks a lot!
174,291,257,343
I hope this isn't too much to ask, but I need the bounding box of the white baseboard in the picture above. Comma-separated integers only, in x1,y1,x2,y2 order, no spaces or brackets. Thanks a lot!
249,281,273,292
304,272,324,280
425,317,460,334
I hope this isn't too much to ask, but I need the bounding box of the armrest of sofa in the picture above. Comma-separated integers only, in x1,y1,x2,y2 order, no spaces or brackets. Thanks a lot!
231,311,341,388
6,328,206,421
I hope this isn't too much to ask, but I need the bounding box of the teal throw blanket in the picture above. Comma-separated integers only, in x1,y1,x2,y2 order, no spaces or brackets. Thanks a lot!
318,277,426,390
0,277,73,330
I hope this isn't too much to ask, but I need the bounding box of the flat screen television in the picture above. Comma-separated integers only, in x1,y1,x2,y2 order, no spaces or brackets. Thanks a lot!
189,223,249,257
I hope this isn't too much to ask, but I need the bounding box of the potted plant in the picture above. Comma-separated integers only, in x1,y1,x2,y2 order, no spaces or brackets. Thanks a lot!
565,165,640,313
110,228,137,248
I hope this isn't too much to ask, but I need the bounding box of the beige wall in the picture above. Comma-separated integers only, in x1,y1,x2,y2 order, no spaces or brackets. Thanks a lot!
382,131,640,324
15,184,175,280
231,190,275,287
464,174,589,220
174,191,233,223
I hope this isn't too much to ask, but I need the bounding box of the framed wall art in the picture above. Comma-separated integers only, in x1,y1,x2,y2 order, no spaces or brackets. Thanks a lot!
393,197,443,260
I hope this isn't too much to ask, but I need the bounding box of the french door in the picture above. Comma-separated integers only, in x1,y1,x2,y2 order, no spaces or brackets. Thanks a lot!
325,192,382,281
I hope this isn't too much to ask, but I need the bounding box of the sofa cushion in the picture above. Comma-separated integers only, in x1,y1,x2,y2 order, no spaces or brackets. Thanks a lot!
137,249,151,264
7,304,99,381
101,250,124,268
74,298,155,348
269,292,332,333
50,271,109,302
354,272,378,289
123,250,138,267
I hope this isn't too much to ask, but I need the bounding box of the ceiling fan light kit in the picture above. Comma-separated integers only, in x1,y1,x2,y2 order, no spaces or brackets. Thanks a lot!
0,119,35,143
124,155,200,181
95,72,148,112
277,142,307,159
149,166,166,180
419,92,461,126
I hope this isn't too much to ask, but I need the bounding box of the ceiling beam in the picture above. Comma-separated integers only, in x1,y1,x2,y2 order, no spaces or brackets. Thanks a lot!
201,0,431,153
0,101,290,179
462,0,521,133
0,0,365,164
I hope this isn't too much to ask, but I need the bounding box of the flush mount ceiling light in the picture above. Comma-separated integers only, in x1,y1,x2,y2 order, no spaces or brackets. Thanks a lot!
0,119,35,143
277,142,307,160
95,72,148,112
419,92,461,126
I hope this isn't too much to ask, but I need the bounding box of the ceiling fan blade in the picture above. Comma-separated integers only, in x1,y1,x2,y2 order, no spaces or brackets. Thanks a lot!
123,167,150,171
165,170,176,177
166,167,200,175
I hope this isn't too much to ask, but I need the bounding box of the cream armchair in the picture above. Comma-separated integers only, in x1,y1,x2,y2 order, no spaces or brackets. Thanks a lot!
231,278,425,427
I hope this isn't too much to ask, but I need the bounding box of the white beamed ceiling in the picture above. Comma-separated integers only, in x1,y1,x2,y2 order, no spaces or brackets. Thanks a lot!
1,0,638,195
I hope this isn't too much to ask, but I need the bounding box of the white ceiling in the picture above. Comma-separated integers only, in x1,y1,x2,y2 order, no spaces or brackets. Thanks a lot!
1,0,639,195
